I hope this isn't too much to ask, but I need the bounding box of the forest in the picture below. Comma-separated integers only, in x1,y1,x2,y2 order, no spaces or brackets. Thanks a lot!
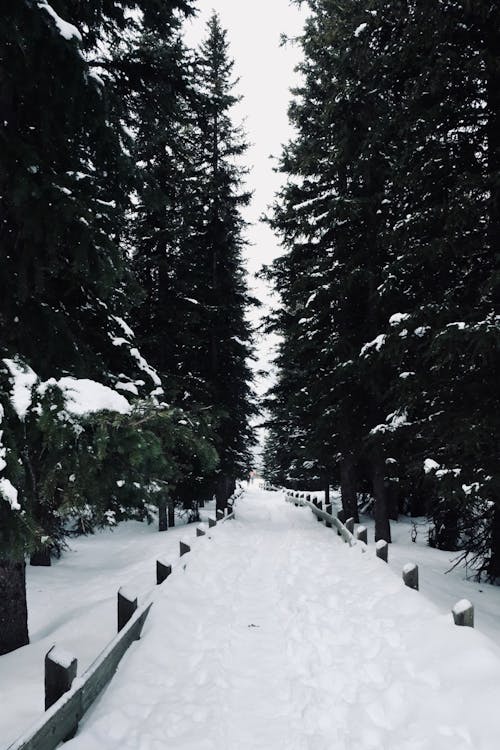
1,0,499,668
263,0,500,576
0,1,254,656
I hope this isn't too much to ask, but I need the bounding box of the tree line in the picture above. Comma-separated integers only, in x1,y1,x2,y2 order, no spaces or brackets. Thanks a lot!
263,0,499,578
0,2,254,655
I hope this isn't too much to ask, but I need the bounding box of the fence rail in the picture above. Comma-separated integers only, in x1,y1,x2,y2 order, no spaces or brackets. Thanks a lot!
284,488,475,632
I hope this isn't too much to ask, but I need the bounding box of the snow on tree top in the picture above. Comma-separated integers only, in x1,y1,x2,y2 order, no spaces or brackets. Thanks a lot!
3,359,38,419
57,378,131,416
37,1,82,42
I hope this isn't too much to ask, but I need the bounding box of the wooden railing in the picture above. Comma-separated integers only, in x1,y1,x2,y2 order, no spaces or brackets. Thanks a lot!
6,500,238,750
284,489,475,630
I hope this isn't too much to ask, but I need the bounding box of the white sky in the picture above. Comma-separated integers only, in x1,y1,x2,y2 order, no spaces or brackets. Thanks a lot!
184,1,306,401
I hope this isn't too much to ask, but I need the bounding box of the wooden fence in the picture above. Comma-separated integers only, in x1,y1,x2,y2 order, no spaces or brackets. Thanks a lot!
6,499,238,750
284,489,474,630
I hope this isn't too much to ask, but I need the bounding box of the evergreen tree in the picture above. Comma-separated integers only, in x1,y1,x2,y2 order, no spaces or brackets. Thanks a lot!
0,0,209,654
131,12,256,513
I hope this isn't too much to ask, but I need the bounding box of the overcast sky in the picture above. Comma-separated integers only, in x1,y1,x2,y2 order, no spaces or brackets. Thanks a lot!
184,1,306,402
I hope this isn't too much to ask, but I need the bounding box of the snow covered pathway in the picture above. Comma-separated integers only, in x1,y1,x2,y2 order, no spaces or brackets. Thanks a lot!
64,488,500,750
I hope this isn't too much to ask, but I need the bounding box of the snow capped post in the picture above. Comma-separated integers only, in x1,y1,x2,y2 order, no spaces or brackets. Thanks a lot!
156,560,172,585
452,599,474,628
376,540,388,562
196,525,207,537
208,517,217,528
45,646,78,712
118,588,138,632
345,517,355,535
356,525,368,544
402,563,419,591
325,504,333,528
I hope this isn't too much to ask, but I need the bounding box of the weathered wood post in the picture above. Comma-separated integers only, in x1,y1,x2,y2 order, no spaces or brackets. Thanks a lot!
180,539,191,557
345,517,355,535
452,599,474,627
196,525,206,537
376,540,388,562
325,504,332,528
356,525,368,544
156,560,172,585
402,563,419,591
45,646,78,711
208,517,217,528
216,509,225,521
118,588,138,632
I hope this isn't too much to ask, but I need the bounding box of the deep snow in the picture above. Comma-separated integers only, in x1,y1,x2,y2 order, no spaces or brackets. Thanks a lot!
43,490,500,748
0,510,205,747
4,488,500,749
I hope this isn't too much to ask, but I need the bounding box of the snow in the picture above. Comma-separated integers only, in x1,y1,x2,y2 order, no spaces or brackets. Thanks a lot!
360,334,386,356
48,646,76,670
3,360,132,419
389,312,409,326
403,562,418,575
57,378,131,416
9,488,500,750
354,22,368,37
3,358,38,419
129,348,162,387
0,477,21,511
0,507,210,747
115,382,139,396
6,489,500,749
424,458,440,474
37,1,82,42
376,539,388,550
453,599,473,616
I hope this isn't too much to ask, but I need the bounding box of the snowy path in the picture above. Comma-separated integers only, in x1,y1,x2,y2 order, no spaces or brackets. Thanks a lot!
63,488,500,750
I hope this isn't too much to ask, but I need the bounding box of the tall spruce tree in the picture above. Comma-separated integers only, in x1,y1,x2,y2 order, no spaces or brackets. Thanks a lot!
267,0,500,566
0,0,208,654
132,12,256,513
193,14,256,508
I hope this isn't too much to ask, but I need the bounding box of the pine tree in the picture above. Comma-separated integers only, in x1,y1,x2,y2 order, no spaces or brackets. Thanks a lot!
192,14,256,509
131,12,256,513
0,0,204,654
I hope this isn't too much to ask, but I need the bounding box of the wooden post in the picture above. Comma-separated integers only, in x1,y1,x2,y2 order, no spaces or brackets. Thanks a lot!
208,517,217,528
402,563,419,591
196,525,206,537
376,540,388,562
345,517,355,534
45,646,78,711
325,504,332,528
180,539,191,557
156,560,172,585
118,588,138,632
216,509,224,521
356,525,368,544
452,599,474,627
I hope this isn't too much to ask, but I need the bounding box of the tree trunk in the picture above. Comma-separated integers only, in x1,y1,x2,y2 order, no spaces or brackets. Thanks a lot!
387,481,400,521
371,451,391,543
340,454,359,522
215,474,231,512
158,497,168,532
0,558,29,656
324,479,330,507
488,500,500,582
167,499,175,528
30,549,51,566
